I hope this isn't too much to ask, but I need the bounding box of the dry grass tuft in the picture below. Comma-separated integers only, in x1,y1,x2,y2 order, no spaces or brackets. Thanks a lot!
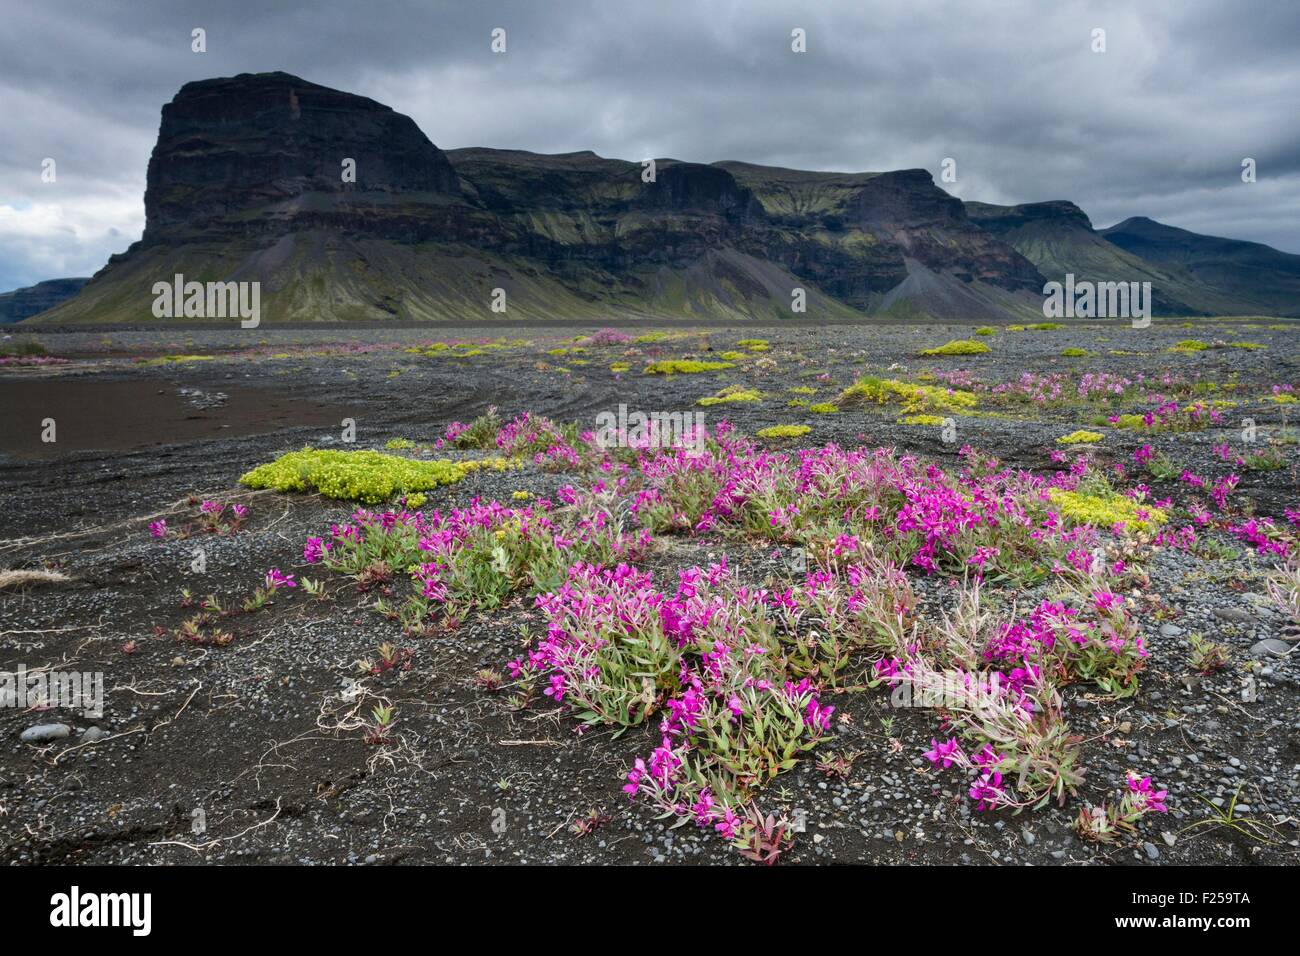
0,569,71,590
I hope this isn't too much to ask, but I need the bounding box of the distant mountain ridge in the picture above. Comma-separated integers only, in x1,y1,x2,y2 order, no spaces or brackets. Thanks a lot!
25,71,1299,324
968,202,1300,317
1,278,90,324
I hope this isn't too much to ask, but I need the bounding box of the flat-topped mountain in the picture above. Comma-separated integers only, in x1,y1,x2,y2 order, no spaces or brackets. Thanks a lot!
28,72,1297,324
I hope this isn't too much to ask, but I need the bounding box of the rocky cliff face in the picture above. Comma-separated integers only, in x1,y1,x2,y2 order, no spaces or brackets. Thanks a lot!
25,71,1147,324
144,72,461,237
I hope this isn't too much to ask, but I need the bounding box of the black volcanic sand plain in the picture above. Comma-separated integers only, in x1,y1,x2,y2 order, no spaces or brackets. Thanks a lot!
1,319,1298,865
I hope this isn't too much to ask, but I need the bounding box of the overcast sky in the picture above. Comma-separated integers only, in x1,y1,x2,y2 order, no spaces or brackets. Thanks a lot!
2,0,1298,291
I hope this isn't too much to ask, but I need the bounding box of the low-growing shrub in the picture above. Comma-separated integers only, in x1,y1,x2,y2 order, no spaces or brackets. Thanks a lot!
444,407,501,449
0,337,48,357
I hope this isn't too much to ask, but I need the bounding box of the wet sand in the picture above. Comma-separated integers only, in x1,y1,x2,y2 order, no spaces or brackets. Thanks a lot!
0,379,350,460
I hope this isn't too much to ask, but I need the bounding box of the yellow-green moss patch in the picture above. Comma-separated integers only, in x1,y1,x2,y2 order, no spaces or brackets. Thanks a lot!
920,339,991,356
756,424,811,439
697,386,762,407
240,449,515,504
1056,429,1104,444
1047,489,1167,533
645,359,735,375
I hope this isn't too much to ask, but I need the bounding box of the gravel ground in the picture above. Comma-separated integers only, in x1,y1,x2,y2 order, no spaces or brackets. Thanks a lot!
1,319,1297,865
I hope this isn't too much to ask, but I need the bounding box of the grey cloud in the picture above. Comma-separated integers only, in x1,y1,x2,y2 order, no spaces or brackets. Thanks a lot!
1,0,1297,290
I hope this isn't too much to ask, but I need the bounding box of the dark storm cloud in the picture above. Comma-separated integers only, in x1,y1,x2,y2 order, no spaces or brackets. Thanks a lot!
2,0,1298,290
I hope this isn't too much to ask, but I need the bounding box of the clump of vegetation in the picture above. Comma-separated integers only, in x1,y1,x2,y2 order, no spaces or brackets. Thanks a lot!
581,328,634,346
901,414,947,426
788,385,817,395
405,342,450,357
1047,487,1167,533
1229,341,1266,350
736,339,770,352
609,362,631,373
446,407,502,449
1134,445,1181,480
645,359,735,375
0,337,48,357
920,339,990,356
240,449,512,504
1073,772,1168,843
1057,429,1104,444
756,424,811,439
1169,339,1209,352
718,351,748,361
137,354,215,365
1105,400,1221,433
809,402,838,414
1188,634,1230,675
839,376,977,414
385,437,417,450
1006,324,1026,332
1028,322,1065,331
1061,347,1090,357
697,386,762,407
1242,445,1286,472
974,326,996,336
